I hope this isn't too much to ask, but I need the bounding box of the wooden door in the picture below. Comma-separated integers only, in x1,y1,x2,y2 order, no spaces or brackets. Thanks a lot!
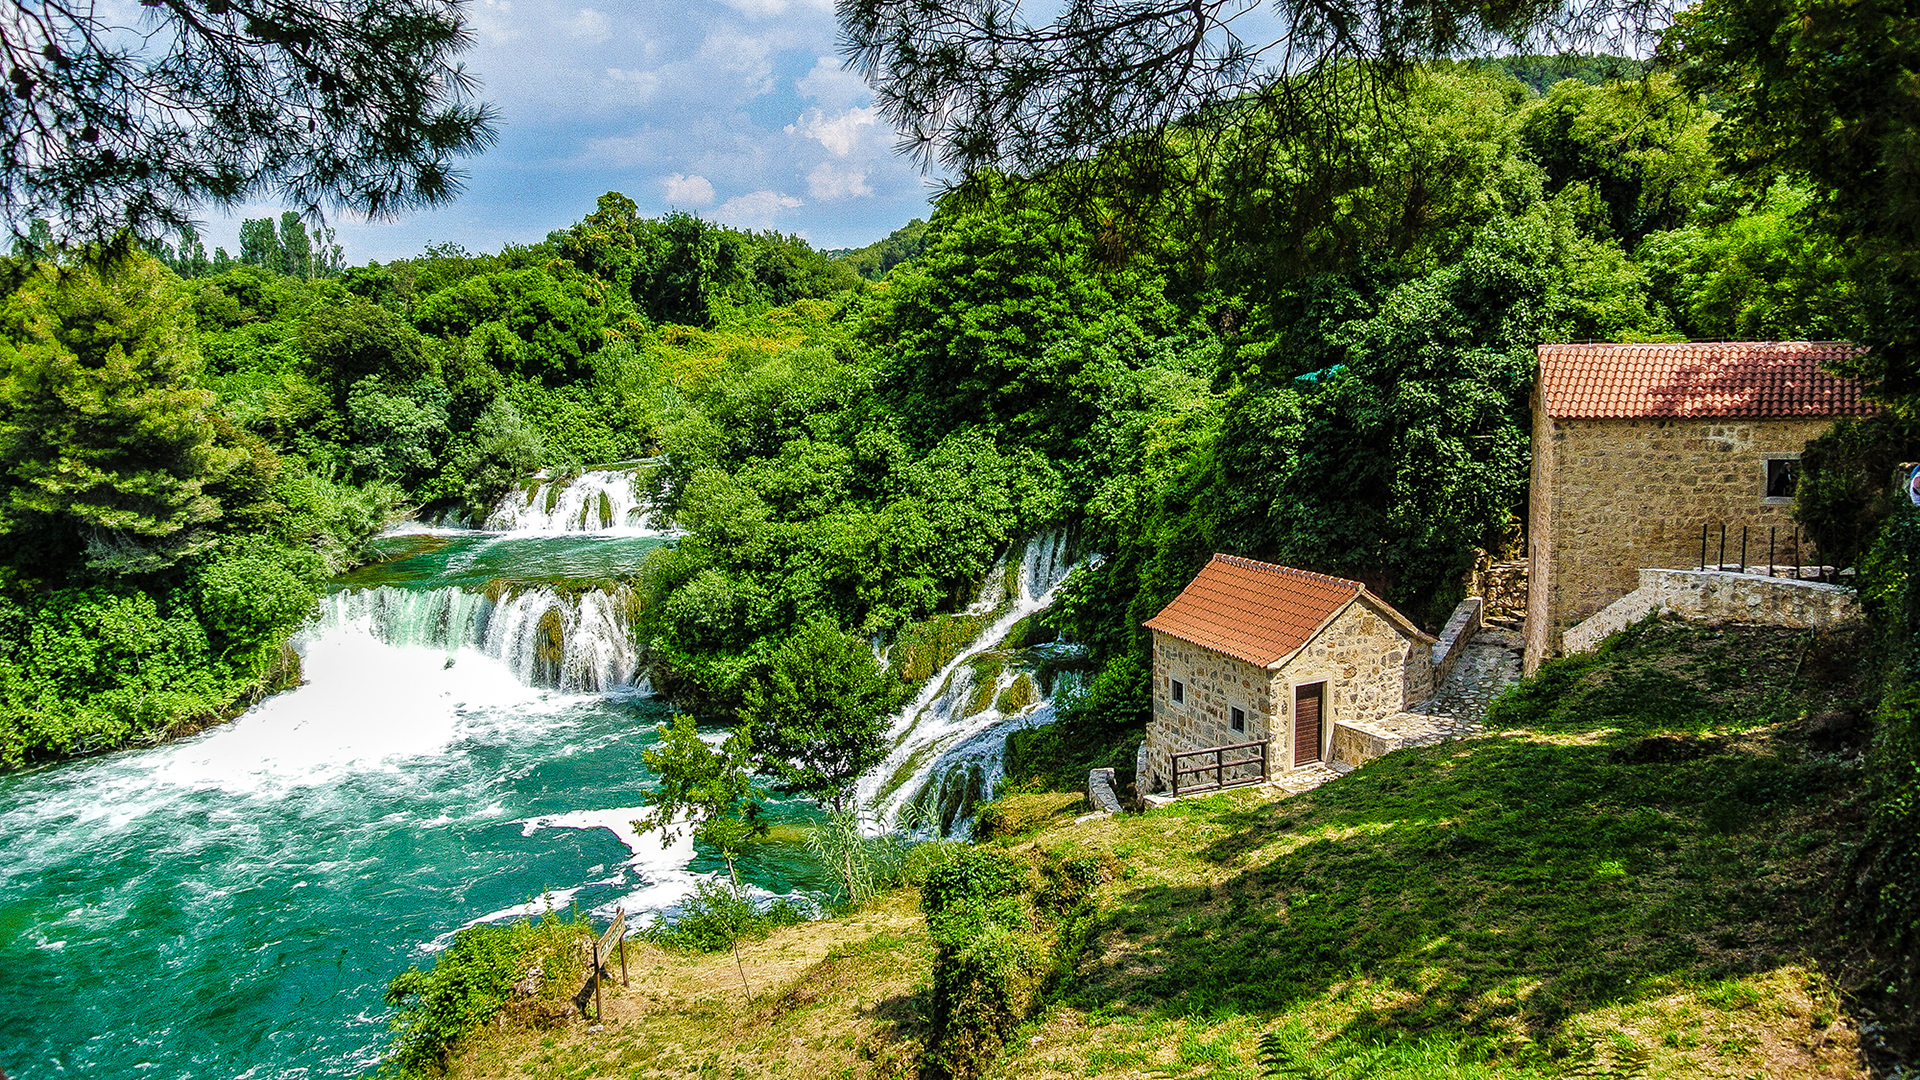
1293,683,1323,766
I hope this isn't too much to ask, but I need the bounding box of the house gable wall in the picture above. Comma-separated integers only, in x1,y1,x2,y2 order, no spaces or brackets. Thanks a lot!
1525,414,1839,672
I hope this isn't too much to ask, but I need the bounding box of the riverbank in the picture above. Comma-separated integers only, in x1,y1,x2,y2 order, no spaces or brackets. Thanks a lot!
445,619,1893,1078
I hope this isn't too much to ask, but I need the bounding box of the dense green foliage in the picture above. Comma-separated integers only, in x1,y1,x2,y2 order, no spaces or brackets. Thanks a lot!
382,906,594,1077
11,59,1869,784
918,846,1101,1080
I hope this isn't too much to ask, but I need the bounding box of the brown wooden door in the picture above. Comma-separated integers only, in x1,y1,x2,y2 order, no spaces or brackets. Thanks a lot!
1294,683,1323,766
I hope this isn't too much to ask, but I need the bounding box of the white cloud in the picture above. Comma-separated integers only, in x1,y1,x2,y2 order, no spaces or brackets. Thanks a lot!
714,189,803,230
471,0,522,45
806,162,872,199
711,0,832,18
786,106,880,156
603,67,662,101
795,57,870,110
698,29,783,94
569,7,612,41
663,173,717,206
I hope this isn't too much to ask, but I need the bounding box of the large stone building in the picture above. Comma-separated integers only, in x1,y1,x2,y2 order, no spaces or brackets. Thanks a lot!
1139,555,1435,794
1525,342,1873,672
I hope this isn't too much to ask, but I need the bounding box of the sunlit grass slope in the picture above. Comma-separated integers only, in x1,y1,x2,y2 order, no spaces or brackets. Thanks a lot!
450,619,1878,1079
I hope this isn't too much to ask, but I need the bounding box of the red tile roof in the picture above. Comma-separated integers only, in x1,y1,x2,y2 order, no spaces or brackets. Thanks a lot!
1538,342,1875,420
1144,555,1411,668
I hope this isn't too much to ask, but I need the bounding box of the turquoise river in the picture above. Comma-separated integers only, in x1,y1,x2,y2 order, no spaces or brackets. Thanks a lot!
0,467,1078,1078
0,470,828,1079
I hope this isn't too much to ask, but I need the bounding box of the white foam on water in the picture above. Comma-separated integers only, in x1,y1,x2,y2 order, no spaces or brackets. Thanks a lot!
143,626,562,799
515,806,696,873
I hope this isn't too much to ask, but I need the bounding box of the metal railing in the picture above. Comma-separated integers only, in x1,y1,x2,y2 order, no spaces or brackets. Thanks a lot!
1695,523,1846,583
1171,739,1269,797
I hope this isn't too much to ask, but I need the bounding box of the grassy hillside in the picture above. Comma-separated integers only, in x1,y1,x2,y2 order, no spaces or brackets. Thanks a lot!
444,619,1889,1078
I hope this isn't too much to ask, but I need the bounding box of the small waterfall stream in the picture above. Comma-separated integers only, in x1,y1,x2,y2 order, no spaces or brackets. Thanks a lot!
484,465,664,534
858,530,1080,836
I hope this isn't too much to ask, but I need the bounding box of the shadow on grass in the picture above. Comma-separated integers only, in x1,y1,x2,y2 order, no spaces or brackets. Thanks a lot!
1068,622,1873,1059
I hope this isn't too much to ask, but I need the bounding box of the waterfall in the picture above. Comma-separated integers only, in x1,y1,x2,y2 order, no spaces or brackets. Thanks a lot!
315,584,642,694
858,529,1078,836
484,467,663,535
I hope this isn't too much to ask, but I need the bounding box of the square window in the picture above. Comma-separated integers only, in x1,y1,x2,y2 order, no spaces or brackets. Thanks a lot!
1230,707,1246,733
1766,458,1799,499
1170,679,1185,705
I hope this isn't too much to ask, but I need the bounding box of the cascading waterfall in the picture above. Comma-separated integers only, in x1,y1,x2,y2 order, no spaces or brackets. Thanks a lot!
316,584,641,693
858,529,1081,836
485,465,664,534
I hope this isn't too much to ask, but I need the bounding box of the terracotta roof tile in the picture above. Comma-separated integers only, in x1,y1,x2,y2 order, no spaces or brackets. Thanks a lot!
1143,555,1364,667
1538,342,1875,420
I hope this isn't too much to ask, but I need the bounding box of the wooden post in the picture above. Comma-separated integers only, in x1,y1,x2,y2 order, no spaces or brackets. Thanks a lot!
592,936,603,1021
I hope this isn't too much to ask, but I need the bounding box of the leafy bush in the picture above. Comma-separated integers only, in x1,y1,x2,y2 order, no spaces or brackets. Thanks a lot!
640,878,810,952
917,845,1103,1080
381,906,593,1077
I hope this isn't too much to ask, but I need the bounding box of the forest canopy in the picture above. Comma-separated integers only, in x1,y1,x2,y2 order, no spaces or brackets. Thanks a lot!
0,58,1857,771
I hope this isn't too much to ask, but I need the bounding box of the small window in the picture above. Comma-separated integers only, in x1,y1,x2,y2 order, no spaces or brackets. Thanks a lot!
1170,679,1185,705
1766,458,1800,499
1230,707,1246,733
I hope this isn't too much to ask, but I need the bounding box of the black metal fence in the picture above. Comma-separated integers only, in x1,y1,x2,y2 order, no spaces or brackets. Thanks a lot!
1694,523,1846,583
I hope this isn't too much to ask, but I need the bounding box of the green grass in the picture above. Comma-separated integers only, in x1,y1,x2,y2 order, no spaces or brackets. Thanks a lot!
444,620,1882,1079
993,619,1875,1078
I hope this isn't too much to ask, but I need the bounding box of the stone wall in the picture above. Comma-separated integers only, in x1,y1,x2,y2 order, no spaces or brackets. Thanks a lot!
1430,596,1482,684
1473,559,1528,626
1142,599,1435,793
1280,597,1436,743
1562,568,1859,654
1526,407,1838,672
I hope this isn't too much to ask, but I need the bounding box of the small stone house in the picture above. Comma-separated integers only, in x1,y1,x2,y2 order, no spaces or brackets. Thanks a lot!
1525,342,1873,672
1139,555,1436,794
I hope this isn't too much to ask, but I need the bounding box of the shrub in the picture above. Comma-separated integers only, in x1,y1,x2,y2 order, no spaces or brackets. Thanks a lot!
920,847,1026,916
381,907,592,1077
640,878,809,953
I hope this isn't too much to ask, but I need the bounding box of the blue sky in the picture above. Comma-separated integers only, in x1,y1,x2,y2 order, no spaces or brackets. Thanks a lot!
204,0,941,264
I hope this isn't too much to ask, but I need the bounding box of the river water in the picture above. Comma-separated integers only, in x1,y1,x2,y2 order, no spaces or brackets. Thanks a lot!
0,470,825,1079
0,469,1077,1078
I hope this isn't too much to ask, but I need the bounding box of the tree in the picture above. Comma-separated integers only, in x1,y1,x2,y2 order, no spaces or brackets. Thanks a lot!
0,252,241,576
279,212,314,279
838,0,1671,242
411,267,609,383
238,217,283,272
1666,0,1920,400
299,298,431,400
0,0,495,243
1517,73,1717,245
740,618,900,814
634,715,767,999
